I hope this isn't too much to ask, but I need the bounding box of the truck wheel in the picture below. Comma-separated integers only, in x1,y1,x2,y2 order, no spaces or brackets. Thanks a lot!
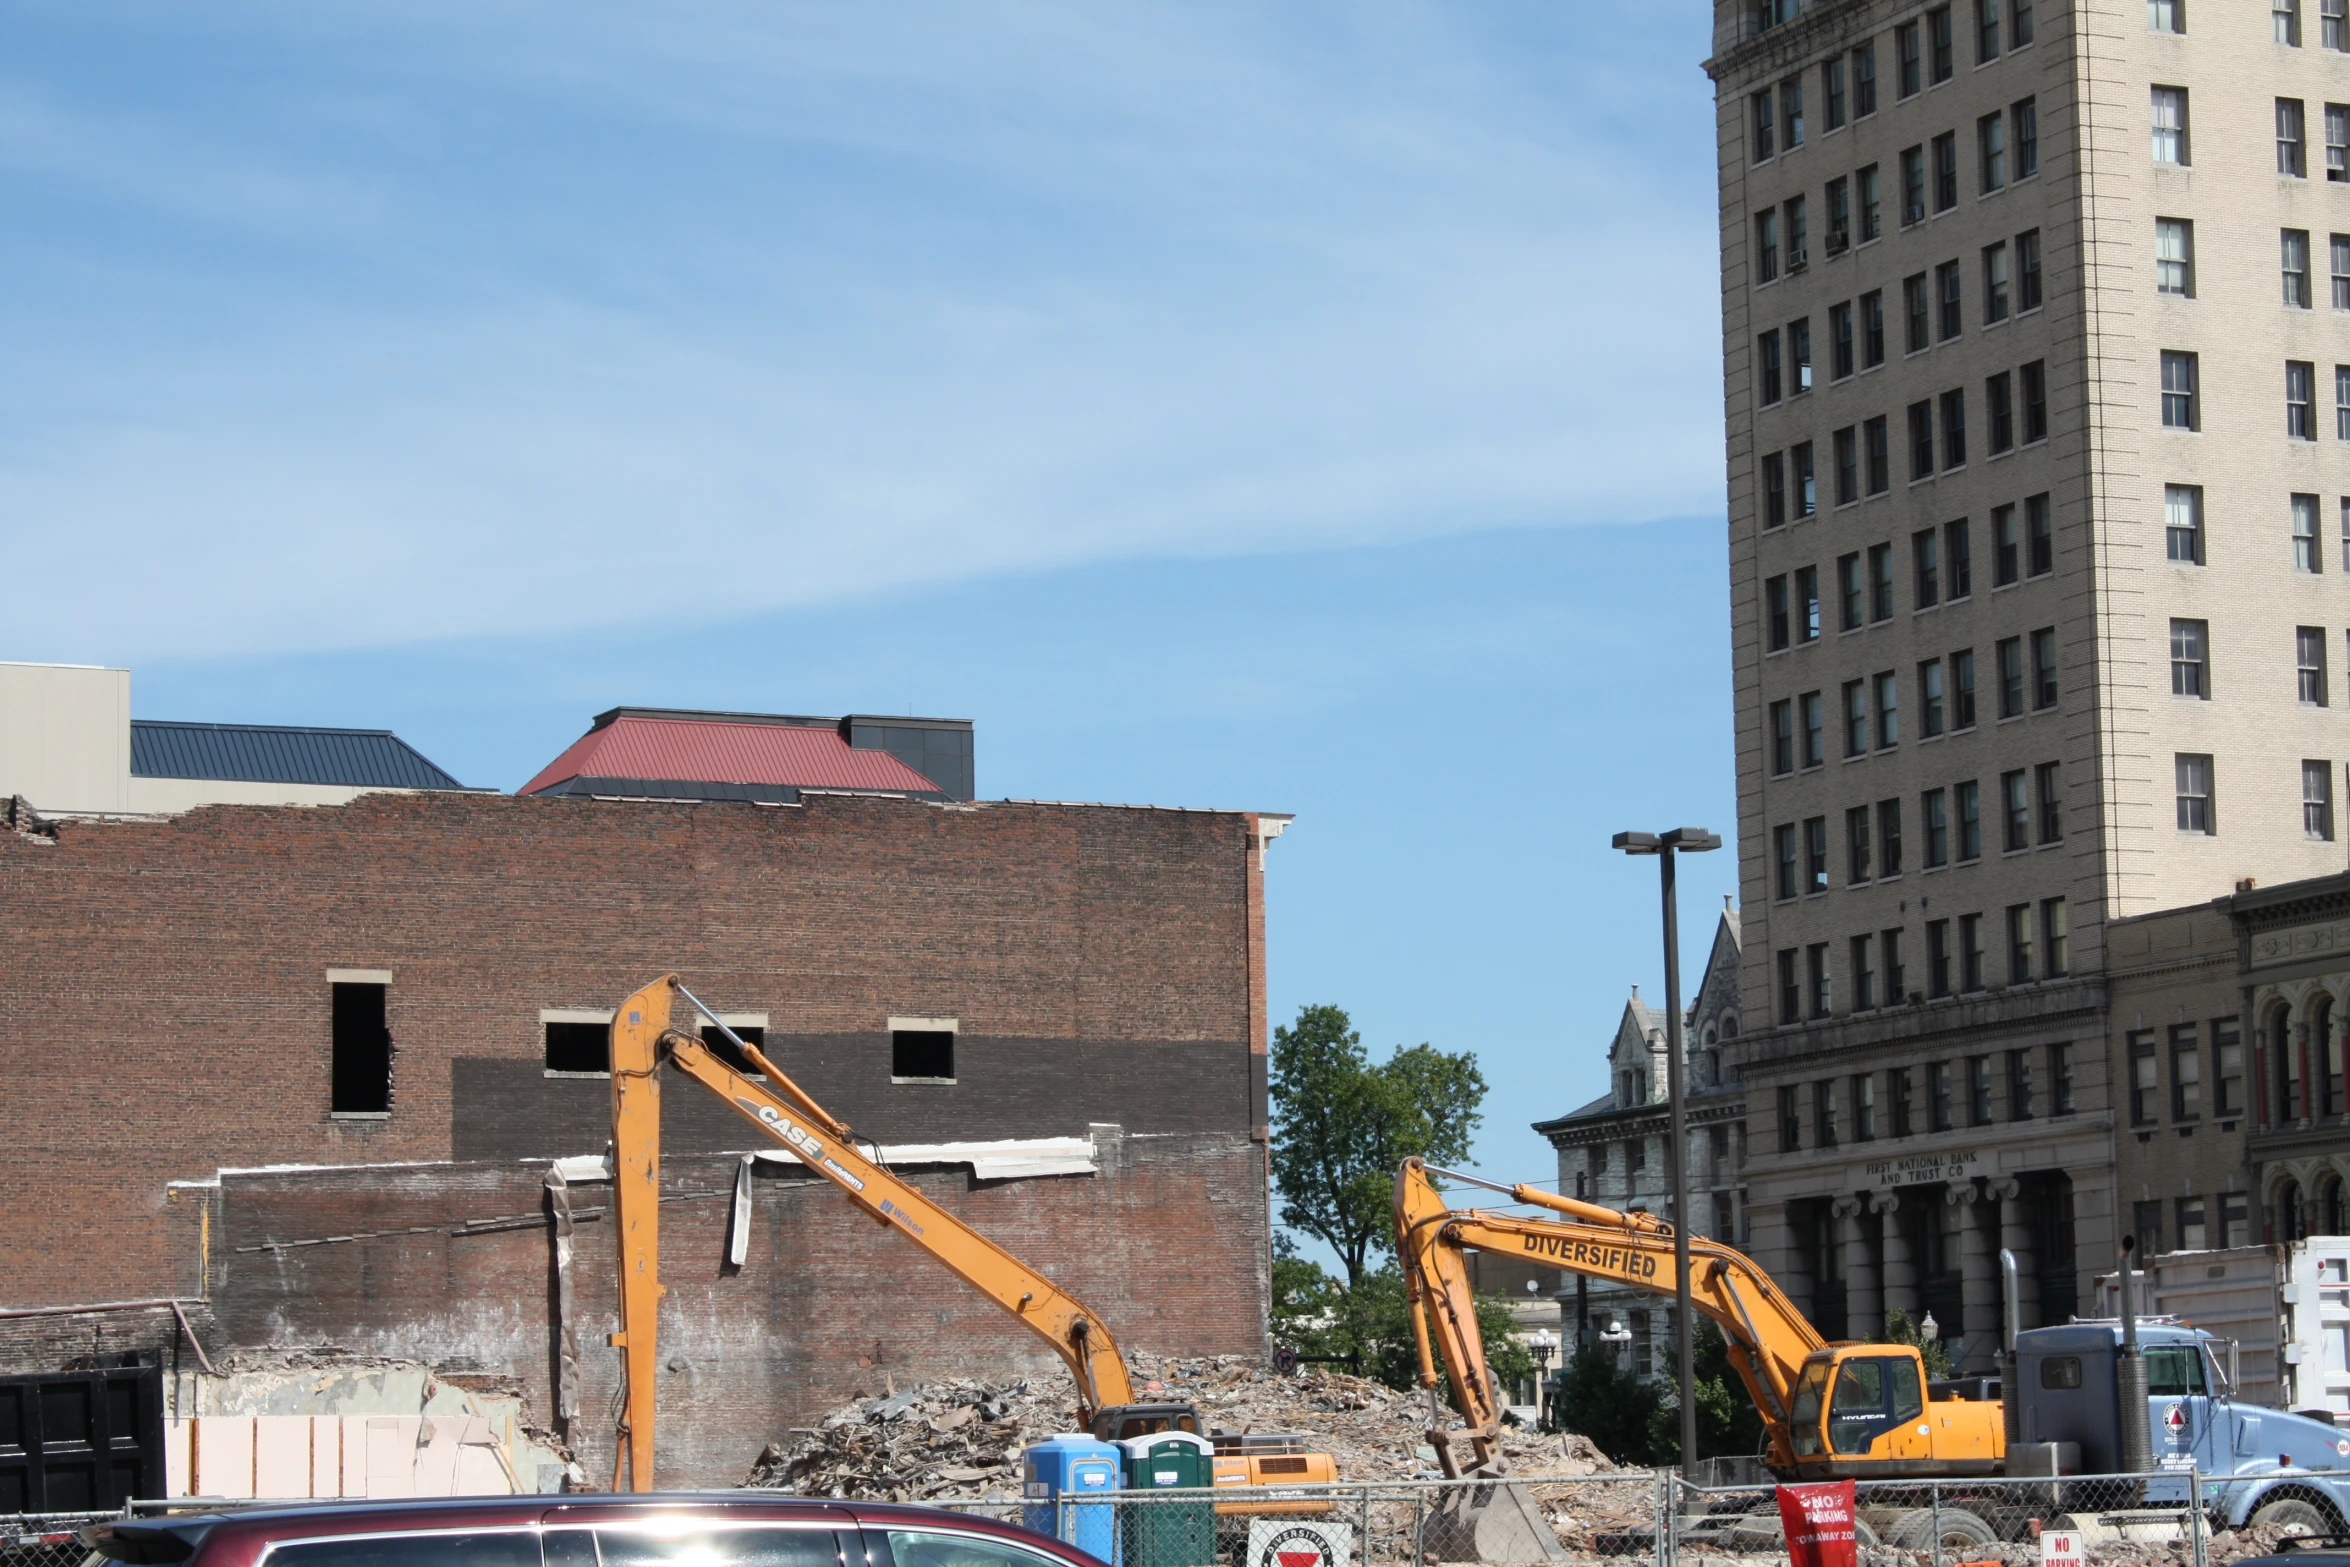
1887,1508,1996,1551
2250,1499,2330,1537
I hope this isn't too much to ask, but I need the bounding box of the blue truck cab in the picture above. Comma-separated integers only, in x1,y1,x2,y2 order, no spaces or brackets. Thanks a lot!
2016,1321,2350,1528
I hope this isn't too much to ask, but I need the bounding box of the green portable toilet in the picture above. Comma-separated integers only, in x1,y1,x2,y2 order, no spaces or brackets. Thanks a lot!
1116,1431,1215,1567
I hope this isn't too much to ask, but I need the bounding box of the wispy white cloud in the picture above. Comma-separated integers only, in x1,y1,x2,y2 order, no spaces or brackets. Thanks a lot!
0,0,1722,663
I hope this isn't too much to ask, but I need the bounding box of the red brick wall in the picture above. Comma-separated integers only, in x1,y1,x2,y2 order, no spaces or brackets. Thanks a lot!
0,790,1272,1465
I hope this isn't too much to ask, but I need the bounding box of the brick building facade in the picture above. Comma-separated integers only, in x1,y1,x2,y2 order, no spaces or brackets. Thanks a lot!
0,788,1282,1484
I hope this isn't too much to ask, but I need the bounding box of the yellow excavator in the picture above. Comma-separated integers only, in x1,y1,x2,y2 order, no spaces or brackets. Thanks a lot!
605,974,1338,1497
1393,1156,2005,1482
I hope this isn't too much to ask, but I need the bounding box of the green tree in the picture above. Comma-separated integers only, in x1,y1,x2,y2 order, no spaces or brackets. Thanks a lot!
1271,1241,1533,1411
1268,1005,1486,1287
1878,1309,1953,1379
1550,1342,1670,1465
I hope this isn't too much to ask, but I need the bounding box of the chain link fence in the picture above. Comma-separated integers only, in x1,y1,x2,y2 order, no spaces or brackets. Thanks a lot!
0,1514,109,1567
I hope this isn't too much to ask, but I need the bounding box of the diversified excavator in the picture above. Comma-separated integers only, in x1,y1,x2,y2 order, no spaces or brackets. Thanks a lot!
603,974,1337,1495
1393,1155,2005,1482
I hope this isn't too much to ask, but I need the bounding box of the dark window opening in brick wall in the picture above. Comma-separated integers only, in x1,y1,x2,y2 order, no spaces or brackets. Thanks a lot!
701,1023,766,1075
545,1021,609,1074
892,1029,955,1081
330,982,391,1113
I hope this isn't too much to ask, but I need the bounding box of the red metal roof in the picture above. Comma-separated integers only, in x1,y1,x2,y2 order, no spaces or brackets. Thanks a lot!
520,715,940,796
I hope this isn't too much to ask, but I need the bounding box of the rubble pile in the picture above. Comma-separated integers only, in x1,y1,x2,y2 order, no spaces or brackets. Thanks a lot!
743,1352,1626,1500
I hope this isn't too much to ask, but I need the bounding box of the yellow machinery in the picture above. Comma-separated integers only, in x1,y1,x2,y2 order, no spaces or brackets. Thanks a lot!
607,974,1337,1497
1393,1156,2005,1481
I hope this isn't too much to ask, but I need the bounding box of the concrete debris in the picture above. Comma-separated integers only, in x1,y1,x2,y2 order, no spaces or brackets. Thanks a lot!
744,1353,1625,1501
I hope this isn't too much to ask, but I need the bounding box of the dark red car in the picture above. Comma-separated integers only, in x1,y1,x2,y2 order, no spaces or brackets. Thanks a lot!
85,1495,1104,1567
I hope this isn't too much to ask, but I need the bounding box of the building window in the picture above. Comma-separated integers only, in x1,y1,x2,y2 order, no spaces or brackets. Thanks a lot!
2150,0,2183,29
2048,1039,2074,1112
2032,627,2059,708
1815,1075,1838,1142
2306,759,2338,839
2299,625,2330,704
2153,87,2190,164
1797,564,1821,640
1782,75,1807,148
1984,243,2010,324
891,1027,955,1080
2037,761,2063,843
1968,1053,1994,1120
1997,635,2024,716
2170,618,2207,696
2328,0,2348,48
2156,218,2194,295
1830,301,1854,377
1805,815,1829,893
1802,689,1825,765
2161,351,2198,428
1844,678,1869,756
1839,554,1864,631
2002,769,2030,851
2295,492,2323,569
2022,358,2047,440
2335,236,2350,304
1858,289,1885,367
1835,427,1858,504
2176,752,2215,833
1775,823,1799,899
2337,367,2350,439
2025,492,2053,575
1786,195,1809,270
1756,210,1780,282
2330,105,2350,176
544,1014,610,1075
1933,130,1959,211
331,978,393,1113
2166,484,2203,562
2281,0,2305,43
1870,542,1894,619
1876,670,1901,746
1952,647,1977,727
1847,804,1873,882
1770,699,1794,774
2222,1193,2250,1247
1855,41,1879,115
1904,271,1930,352
1880,799,1905,876
1752,90,1776,161
1978,0,2002,58
1920,656,1946,735
2286,229,2315,307
1937,260,1963,340
2017,228,2042,309
1890,1063,1915,1134
1988,375,2015,454
1854,1066,1879,1130
1758,330,1783,403
2014,97,2038,176
1794,441,1816,516
2289,361,2319,440
1929,1056,1954,1124
1909,401,1935,480
1901,146,1927,225
1914,526,1940,605
1956,778,1982,860
2170,1033,2207,1120
2017,0,2036,42
1766,574,1790,649
1930,5,1956,79
2177,1198,2207,1250
1778,1082,1802,1142
1824,57,1848,130
2008,1045,2036,1115
1924,786,1950,866
2281,98,2309,177
1898,20,1923,95
2129,1031,2159,1125
1979,111,2006,191
2008,904,2036,983
1941,390,1967,469
1865,416,1890,493
1860,166,1883,243
2215,1017,2243,1116
1762,452,1786,528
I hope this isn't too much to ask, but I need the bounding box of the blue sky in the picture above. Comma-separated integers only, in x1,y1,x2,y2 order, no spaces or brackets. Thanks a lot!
4,4,1734,1198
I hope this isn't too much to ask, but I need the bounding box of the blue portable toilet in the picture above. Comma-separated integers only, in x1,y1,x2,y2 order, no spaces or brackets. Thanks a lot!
1023,1435,1122,1563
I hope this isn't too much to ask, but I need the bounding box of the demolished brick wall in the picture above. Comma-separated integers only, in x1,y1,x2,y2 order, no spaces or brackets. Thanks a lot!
0,790,1275,1482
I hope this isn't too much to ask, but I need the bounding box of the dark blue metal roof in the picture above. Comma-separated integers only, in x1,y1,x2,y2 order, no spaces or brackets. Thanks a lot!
130,721,466,789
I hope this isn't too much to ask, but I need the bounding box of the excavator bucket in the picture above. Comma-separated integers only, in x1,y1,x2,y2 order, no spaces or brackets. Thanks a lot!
1423,1479,1568,1565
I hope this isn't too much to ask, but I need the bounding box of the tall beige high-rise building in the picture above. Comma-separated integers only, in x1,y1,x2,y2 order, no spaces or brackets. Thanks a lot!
1709,0,2350,1372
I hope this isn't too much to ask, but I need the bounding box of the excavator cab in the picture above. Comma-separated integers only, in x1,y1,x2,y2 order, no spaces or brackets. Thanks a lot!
1785,1345,2002,1477
1090,1403,1206,1442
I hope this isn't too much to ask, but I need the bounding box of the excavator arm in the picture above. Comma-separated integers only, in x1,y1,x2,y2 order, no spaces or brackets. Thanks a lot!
607,975,1136,1490
1394,1156,1822,1477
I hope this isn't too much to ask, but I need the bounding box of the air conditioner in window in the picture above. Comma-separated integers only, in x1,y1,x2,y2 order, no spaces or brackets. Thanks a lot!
1787,246,1808,271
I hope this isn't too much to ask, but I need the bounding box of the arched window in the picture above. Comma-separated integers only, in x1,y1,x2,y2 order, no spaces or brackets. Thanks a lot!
2327,1000,2348,1119
2274,1005,2303,1121
2317,1172,2348,1237
2277,1178,2307,1243
1722,1015,1740,1038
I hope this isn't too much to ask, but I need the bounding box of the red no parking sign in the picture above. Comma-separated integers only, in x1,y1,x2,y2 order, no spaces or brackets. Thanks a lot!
1778,1480,1859,1567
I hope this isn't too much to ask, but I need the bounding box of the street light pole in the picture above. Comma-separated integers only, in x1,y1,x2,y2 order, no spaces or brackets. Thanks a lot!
1613,826,1723,1482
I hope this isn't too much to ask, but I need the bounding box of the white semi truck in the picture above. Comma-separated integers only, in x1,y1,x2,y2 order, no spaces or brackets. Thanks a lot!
2095,1235,2350,1419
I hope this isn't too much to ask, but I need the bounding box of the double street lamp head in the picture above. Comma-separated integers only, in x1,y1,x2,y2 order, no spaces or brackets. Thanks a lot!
1610,827,1722,855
